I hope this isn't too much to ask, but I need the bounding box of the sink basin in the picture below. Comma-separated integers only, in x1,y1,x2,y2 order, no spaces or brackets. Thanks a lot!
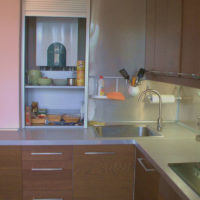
169,162,200,197
94,125,161,137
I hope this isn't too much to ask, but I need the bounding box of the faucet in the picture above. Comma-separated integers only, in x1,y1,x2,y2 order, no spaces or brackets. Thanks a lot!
138,89,162,131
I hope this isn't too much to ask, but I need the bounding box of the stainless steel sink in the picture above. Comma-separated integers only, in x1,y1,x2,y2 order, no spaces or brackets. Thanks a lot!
169,162,200,197
94,125,161,137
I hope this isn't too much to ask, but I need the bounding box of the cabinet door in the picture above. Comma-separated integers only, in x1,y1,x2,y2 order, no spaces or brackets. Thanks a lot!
0,146,22,200
158,177,183,200
134,149,160,200
0,0,21,128
181,0,200,74
145,0,182,73
73,145,135,200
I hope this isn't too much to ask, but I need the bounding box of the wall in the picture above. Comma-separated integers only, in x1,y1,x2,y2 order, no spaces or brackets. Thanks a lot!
0,0,21,129
178,85,200,130
88,0,178,123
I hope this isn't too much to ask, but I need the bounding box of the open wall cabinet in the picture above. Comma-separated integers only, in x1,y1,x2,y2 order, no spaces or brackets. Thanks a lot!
21,0,90,128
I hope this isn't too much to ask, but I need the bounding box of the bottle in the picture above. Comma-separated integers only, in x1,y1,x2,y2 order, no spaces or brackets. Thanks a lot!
98,76,105,96
25,106,32,126
77,60,85,86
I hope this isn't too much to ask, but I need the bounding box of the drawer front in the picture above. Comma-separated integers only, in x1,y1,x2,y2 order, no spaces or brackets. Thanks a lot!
23,160,72,191
22,146,72,161
23,190,72,200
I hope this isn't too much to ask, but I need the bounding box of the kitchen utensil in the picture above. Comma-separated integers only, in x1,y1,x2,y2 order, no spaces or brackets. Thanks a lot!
119,68,131,83
53,78,67,86
131,76,137,86
67,78,77,86
106,92,125,101
38,77,52,86
136,68,147,84
28,70,41,85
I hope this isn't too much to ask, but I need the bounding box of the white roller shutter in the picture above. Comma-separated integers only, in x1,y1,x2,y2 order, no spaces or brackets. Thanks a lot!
24,0,90,17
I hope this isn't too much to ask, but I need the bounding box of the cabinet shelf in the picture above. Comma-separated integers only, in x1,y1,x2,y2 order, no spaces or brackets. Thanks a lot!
25,85,85,89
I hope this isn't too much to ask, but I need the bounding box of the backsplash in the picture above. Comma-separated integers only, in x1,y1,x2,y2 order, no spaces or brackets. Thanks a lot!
178,85,200,131
88,80,179,122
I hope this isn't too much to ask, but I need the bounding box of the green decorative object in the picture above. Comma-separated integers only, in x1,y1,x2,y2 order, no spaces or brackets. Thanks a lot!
47,42,66,67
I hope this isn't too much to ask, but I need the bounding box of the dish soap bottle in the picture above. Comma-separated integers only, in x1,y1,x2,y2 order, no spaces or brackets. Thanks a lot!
98,76,105,96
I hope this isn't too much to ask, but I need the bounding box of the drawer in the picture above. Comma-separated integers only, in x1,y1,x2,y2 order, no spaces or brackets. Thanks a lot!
22,146,72,161
23,191,72,200
23,160,72,191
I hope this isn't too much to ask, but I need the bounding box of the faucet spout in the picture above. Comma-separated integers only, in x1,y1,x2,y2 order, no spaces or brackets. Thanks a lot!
138,89,162,131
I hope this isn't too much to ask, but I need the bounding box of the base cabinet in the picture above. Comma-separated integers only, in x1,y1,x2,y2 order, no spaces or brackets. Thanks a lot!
134,149,160,200
73,145,135,200
134,148,184,200
0,146,22,200
22,146,73,200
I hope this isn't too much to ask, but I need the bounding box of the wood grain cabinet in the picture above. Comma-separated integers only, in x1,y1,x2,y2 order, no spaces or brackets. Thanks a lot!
135,148,184,200
145,0,182,73
73,145,135,200
22,146,73,200
0,146,22,200
134,148,160,200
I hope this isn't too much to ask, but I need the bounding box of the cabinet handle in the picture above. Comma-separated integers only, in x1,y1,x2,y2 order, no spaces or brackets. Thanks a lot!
32,168,63,171
31,152,63,155
84,152,115,155
33,199,63,200
137,158,155,172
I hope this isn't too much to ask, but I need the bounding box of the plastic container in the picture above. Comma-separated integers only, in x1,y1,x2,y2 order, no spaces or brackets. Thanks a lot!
98,76,105,96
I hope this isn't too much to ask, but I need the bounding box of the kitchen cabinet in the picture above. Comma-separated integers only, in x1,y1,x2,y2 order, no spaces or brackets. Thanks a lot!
145,0,182,73
134,148,160,200
145,0,200,87
0,146,22,200
181,0,200,75
158,177,183,200
73,145,135,200
135,148,185,200
0,0,21,129
22,146,73,200
22,0,90,128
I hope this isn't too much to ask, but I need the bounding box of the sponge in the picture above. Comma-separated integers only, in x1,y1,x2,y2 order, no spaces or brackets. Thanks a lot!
106,92,125,101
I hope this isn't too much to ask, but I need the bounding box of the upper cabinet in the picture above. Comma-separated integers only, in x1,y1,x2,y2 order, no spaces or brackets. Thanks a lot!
145,0,200,87
181,0,200,75
145,0,182,73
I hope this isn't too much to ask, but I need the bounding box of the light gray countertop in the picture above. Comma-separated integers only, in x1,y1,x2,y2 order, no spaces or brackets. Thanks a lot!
0,122,199,200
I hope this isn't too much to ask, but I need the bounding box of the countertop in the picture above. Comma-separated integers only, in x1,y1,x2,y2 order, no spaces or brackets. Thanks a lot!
0,122,199,200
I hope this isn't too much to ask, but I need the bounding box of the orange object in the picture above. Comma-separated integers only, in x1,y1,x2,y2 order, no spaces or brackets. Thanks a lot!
106,92,125,101
131,76,137,86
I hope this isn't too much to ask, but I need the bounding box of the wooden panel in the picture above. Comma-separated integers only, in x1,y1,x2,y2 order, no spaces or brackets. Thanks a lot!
22,146,72,160
23,190,72,200
181,0,200,74
73,145,135,200
158,177,183,200
134,149,160,200
145,0,182,73
0,146,22,199
24,0,89,17
23,160,72,191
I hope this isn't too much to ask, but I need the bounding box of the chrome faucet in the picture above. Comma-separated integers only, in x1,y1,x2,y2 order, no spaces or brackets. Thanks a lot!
138,89,162,131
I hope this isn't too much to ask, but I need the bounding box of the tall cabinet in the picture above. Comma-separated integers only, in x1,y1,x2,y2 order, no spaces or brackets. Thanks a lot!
21,0,90,128
0,0,21,129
